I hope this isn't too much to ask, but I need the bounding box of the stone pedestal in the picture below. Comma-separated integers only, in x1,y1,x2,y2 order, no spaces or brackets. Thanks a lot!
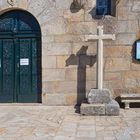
80,89,120,116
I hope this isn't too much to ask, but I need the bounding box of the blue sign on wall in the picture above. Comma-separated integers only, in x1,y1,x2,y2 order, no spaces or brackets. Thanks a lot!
136,41,140,60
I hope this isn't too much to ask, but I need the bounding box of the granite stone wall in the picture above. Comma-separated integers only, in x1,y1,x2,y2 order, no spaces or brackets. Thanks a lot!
0,0,140,105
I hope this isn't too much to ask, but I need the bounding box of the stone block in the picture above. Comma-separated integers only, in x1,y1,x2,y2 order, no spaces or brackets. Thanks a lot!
0,0,9,10
87,0,96,9
42,69,65,82
28,0,48,16
46,17,69,35
42,81,77,93
17,0,28,9
41,26,48,36
66,94,77,105
84,10,94,22
104,46,132,58
107,80,124,89
42,93,66,105
117,7,137,20
136,30,140,39
131,63,140,71
54,35,85,43
117,0,133,6
124,78,139,89
115,33,136,45
42,56,56,68
80,103,105,115
72,42,97,55
42,81,59,93
104,72,121,81
38,7,58,24
57,81,77,93
52,43,72,55
43,93,77,105
105,100,120,116
65,68,77,81
57,55,74,68
56,0,73,9
86,81,97,92
42,43,72,56
104,58,130,72
84,0,96,21
86,68,96,81
132,1,140,12
42,36,54,43
123,71,140,88
88,89,112,104
69,22,97,35
116,20,138,33
63,9,84,21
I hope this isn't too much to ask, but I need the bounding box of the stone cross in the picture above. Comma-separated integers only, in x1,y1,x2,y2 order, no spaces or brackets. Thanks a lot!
85,26,115,89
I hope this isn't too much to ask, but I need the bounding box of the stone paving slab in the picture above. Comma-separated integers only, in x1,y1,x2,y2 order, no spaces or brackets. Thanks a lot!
0,105,139,140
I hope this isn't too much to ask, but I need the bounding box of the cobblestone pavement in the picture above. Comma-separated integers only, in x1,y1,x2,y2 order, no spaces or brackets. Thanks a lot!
0,105,139,140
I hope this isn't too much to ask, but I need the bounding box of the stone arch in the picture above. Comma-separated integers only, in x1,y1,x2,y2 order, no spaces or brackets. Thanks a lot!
0,7,44,37
0,8,41,30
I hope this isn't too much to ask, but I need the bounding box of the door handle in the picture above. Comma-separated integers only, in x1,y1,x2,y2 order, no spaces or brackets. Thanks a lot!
0,59,1,68
17,63,19,68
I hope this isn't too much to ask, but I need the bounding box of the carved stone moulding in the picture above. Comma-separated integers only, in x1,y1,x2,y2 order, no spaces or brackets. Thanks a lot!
7,0,16,6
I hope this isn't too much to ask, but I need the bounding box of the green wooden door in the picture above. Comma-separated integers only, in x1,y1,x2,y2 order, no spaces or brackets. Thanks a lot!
0,10,41,103
0,39,15,102
17,38,40,102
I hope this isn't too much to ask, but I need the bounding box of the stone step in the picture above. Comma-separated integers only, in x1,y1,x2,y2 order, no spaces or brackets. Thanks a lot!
81,103,105,116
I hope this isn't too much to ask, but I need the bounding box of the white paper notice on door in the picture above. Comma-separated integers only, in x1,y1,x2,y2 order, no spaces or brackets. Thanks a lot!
20,58,29,66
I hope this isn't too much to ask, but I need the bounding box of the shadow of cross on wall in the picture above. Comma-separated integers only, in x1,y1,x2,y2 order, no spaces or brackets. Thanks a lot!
66,46,96,105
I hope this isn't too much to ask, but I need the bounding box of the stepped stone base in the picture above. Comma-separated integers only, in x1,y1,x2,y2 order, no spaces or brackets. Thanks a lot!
81,103,105,115
80,89,120,116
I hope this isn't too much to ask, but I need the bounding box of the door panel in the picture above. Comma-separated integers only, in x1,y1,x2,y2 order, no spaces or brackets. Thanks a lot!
19,39,31,97
32,39,38,95
18,38,39,103
0,39,15,102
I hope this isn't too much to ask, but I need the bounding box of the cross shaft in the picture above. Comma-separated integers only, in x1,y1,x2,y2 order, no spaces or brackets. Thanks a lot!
85,26,116,89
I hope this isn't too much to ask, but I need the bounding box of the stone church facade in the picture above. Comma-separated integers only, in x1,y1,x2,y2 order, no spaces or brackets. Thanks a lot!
0,0,139,105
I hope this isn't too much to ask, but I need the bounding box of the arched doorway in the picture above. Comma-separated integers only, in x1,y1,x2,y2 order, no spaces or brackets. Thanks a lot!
0,10,42,103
